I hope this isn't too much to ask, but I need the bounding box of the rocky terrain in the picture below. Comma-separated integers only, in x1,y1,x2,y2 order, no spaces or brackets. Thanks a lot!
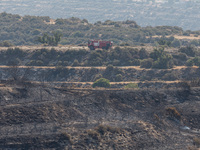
0,80,200,149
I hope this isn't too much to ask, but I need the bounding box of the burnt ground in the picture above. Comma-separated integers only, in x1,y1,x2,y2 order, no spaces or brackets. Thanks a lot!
0,82,200,150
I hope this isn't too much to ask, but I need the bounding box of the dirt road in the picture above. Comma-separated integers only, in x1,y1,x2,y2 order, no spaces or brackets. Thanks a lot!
0,65,198,70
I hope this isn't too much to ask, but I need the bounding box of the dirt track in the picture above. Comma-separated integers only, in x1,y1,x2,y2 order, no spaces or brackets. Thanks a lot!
0,65,198,70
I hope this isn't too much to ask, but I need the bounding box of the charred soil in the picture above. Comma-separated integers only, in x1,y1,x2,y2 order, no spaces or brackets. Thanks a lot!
0,82,200,149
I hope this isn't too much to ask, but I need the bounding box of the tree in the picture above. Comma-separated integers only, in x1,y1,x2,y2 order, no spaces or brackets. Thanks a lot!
171,39,181,47
53,31,63,45
92,78,110,88
150,48,173,69
152,53,173,69
139,48,149,59
37,31,63,46
150,48,164,60
179,46,196,57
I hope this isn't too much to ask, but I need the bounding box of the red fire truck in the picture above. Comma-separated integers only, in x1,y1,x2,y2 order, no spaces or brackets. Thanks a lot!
88,40,113,50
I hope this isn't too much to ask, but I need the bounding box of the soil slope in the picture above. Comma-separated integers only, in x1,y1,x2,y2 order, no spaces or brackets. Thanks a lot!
0,82,200,149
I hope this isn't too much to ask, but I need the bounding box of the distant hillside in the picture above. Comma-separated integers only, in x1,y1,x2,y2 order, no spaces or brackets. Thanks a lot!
1,0,200,30
0,12,200,46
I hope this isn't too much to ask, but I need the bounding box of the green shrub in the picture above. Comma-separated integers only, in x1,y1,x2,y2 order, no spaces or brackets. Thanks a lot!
27,60,44,66
150,48,173,69
152,54,173,69
131,59,141,66
150,48,164,60
186,57,200,66
92,78,110,88
186,59,194,66
193,57,200,66
124,83,138,89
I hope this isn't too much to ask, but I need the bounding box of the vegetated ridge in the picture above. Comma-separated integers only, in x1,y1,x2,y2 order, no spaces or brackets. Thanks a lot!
0,12,200,47
1,0,200,30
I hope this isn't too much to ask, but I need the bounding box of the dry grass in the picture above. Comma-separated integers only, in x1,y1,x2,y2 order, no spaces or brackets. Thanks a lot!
148,35,200,40
193,137,200,147
95,125,121,135
0,45,89,51
166,107,181,120
174,35,200,40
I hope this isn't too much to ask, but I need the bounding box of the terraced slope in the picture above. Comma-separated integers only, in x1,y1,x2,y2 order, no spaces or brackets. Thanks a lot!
0,82,200,149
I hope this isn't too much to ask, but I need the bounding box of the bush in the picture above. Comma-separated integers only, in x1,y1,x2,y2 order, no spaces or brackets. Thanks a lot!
124,83,138,89
87,50,103,66
0,40,14,47
152,54,173,69
115,74,123,82
171,39,181,47
179,46,196,57
186,59,194,66
150,48,164,60
92,78,110,88
27,60,44,66
131,59,140,66
72,59,80,66
173,53,187,61
105,64,114,72
94,74,103,81
186,57,200,67
162,72,178,81
140,58,153,68
139,48,149,59
193,57,200,66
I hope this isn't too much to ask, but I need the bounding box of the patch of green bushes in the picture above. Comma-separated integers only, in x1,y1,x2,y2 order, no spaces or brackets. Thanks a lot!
92,78,110,88
124,83,139,89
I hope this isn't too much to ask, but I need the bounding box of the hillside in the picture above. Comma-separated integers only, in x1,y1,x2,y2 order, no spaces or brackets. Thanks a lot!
1,9,200,149
0,12,200,46
1,0,200,30
0,81,200,149
0,45,199,89
0,41,199,149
